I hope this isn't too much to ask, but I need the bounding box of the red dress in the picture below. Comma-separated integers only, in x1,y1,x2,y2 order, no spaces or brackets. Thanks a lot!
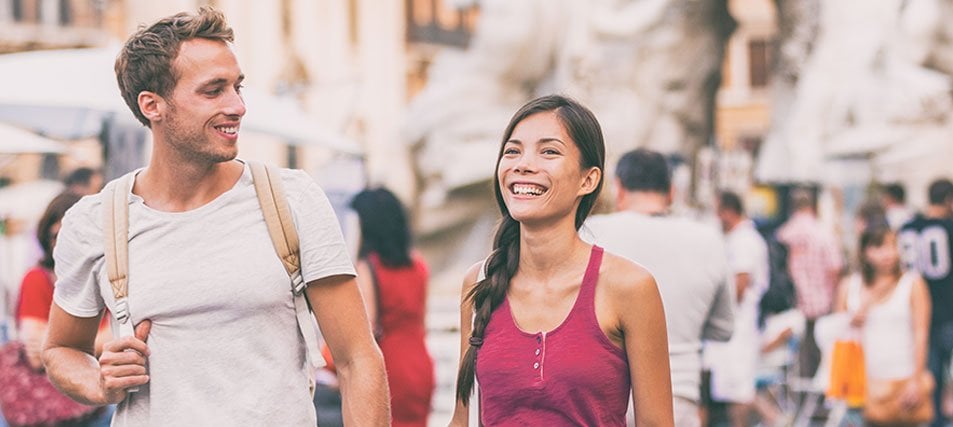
369,252,435,427
16,266,110,328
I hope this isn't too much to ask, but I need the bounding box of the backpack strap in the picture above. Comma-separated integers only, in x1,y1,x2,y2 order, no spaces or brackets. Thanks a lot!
248,161,326,373
102,172,138,391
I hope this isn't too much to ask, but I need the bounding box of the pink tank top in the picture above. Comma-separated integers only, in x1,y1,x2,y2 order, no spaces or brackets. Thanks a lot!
475,245,631,425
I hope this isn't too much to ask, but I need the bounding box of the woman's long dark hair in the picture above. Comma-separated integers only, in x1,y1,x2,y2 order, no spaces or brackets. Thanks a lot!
37,192,82,269
859,225,901,285
455,95,606,404
350,187,413,267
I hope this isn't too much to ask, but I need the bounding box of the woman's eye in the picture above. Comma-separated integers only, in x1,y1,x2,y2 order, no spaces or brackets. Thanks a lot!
504,148,520,155
543,149,560,155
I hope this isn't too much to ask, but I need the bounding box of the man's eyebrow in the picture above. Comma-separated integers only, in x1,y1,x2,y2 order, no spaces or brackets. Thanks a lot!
198,74,244,88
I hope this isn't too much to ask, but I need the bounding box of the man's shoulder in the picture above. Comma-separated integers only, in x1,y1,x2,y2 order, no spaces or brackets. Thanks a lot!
901,214,953,231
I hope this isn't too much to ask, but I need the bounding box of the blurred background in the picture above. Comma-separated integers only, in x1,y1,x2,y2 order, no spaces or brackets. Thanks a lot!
1,0,952,425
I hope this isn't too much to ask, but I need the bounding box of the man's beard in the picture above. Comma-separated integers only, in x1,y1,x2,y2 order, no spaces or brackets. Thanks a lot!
165,103,236,164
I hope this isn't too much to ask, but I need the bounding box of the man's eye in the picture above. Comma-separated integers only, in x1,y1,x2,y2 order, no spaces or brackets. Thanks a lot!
235,84,244,94
206,88,223,96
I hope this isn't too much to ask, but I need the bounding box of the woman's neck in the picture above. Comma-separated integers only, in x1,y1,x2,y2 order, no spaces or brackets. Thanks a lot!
517,217,591,282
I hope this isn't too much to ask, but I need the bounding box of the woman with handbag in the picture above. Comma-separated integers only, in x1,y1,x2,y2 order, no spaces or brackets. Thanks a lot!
834,225,933,426
0,192,113,426
351,187,435,427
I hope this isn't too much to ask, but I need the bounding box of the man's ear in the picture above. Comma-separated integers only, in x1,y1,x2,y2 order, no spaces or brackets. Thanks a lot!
138,91,163,124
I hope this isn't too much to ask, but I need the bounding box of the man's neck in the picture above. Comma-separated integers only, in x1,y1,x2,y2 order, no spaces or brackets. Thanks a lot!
135,145,243,212
726,216,745,232
618,191,669,216
925,204,952,219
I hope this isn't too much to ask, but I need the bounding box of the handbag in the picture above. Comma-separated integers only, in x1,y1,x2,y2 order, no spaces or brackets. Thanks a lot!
864,371,935,425
826,338,866,407
0,341,99,426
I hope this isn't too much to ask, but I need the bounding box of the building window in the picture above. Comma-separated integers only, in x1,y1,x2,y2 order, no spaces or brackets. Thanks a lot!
58,0,70,25
406,0,477,48
12,0,23,21
748,39,771,88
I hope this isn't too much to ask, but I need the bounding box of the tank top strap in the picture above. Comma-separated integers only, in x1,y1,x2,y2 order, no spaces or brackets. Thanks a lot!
894,271,917,302
577,245,605,307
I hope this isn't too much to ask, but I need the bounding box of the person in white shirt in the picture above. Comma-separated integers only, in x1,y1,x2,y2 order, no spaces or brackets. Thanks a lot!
705,191,770,427
583,148,734,427
881,183,914,231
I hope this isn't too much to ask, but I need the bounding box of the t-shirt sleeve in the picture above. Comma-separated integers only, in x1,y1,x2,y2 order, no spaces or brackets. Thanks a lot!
285,170,357,284
16,268,54,322
728,235,758,275
52,196,107,318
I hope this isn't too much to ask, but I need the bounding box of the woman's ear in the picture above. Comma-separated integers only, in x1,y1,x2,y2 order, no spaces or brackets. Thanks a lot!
579,166,602,196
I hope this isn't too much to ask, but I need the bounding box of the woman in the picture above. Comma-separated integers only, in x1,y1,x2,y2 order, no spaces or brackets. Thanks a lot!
12,192,112,425
834,226,931,425
450,95,673,425
351,188,435,427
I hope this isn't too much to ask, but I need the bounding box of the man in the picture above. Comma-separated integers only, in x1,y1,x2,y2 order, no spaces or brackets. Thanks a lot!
62,167,104,196
583,149,734,427
776,188,843,380
41,8,389,425
706,191,769,427
882,182,913,230
899,178,953,427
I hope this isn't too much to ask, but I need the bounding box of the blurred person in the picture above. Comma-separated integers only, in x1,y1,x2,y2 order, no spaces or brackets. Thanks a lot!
855,200,888,235
7,192,113,425
350,187,434,427
899,178,953,427
752,283,804,426
704,191,769,427
584,148,734,427
450,95,673,426
835,226,931,425
882,182,913,231
63,168,104,197
776,187,844,378
40,8,388,426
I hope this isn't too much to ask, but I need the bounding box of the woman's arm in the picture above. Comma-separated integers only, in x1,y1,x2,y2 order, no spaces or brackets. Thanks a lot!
910,275,931,375
18,318,47,370
607,257,674,426
449,262,482,427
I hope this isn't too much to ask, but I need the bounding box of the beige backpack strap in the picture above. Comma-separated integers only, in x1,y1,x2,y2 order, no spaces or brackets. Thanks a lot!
248,161,326,373
103,173,135,330
103,172,140,392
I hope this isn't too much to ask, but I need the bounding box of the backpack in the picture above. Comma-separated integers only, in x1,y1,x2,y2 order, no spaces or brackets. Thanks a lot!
102,161,325,393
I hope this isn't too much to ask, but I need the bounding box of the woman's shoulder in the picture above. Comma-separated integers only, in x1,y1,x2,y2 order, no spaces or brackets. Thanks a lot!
20,266,52,290
599,250,659,298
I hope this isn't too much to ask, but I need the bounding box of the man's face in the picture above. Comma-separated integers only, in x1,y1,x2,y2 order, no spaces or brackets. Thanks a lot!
158,38,246,163
716,204,734,232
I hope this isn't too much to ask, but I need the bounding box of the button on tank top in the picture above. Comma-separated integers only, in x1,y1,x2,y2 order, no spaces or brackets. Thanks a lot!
475,246,631,426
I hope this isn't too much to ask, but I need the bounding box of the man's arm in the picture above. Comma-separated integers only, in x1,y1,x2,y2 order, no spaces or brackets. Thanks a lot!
42,304,151,405
734,272,751,303
702,280,734,341
306,274,389,425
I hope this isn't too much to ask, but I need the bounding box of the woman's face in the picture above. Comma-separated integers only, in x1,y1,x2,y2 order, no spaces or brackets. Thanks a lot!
497,111,599,225
863,232,900,275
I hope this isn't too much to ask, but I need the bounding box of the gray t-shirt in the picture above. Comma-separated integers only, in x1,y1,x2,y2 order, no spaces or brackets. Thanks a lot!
582,212,734,402
53,163,356,426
